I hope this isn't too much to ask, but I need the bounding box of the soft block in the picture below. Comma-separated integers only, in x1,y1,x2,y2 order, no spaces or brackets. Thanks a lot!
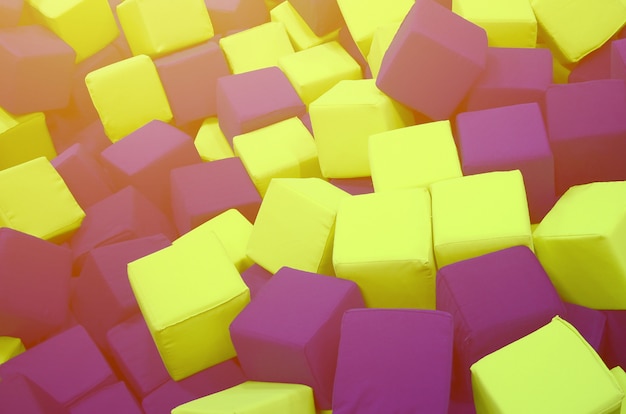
270,1,339,51
0,374,67,414
430,170,534,268
376,0,488,121
613,39,626,81
246,177,350,274
0,107,56,170
205,0,270,36
68,381,143,414
194,117,234,162
0,0,23,28
230,267,365,409
332,309,454,414
0,336,25,364
289,0,343,36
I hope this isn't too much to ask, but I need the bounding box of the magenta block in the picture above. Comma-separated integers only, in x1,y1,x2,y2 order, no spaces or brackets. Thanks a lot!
288,0,343,36
216,66,306,144
332,309,453,414
563,302,607,354
240,263,273,300
0,228,72,347
0,374,68,414
0,0,23,28
569,42,613,83
611,38,626,82
68,382,142,414
376,0,487,121
329,177,374,195
455,102,556,223
230,267,366,410
0,25,76,114
544,79,626,195
204,0,270,36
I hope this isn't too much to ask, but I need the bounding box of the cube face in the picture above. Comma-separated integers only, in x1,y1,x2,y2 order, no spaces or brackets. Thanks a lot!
0,374,66,414
0,109,57,171
67,381,143,414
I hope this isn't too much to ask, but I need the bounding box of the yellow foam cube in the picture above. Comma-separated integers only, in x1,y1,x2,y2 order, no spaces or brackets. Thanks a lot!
530,0,626,64
278,41,363,108
333,189,435,309
194,117,235,162
430,170,533,269
452,0,537,48
246,177,350,275
309,79,414,179
533,181,626,310
128,233,250,380
116,0,214,58
471,316,624,414
270,1,339,51
0,107,56,171
0,157,85,243
85,54,173,143
26,0,119,62
233,117,323,197
219,21,295,74
367,23,401,79
0,336,25,364
369,120,462,192
172,381,316,414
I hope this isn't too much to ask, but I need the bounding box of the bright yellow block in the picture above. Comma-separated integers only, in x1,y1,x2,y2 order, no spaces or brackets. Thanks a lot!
369,120,462,192
26,0,119,62
247,177,350,275
430,170,533,269
219,22,295,74
0,157,85,243
471,316,624,414
233,117,323,197
367,23,401,79
128,233,250,381
533,181,626,310
85,54,173,143
0,336,25,364
278,41,362,108
270,1,339,51
530,0,626,64
172,381,316,414
452,0,537,48
333,189,436,309
0,107,56,171
116,0,214,58
194,117,234,162
309,79,414,179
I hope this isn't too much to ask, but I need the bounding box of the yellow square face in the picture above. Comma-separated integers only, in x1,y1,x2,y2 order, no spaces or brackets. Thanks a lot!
0,111,56,170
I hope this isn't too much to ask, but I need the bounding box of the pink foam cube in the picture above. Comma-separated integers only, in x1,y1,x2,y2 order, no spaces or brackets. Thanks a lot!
68,382,143,414
204,0,270,36
0,0,23,28
288,0,344,36
0,374,67,414
569,42,613,83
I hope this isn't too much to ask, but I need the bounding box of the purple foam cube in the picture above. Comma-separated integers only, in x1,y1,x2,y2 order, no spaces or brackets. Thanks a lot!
332,309,454,414
0,374,67,414
563,302,607,354
68,382,142,414
611,38,626,82
240,263,273,300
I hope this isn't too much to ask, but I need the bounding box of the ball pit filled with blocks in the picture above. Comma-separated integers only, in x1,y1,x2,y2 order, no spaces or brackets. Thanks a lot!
1,0,626,412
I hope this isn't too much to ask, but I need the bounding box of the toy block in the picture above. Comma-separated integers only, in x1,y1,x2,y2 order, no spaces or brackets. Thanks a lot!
246,177,350,274
0,157,85,243
367,23,401,79
329,177,374,195
277,41,362,107
563,302,607,353
612,38,626,81
333,189,436,309
455,103,556,223
194,117,234,161
241,263,273,300
568,42,613,83
216,66,305,143
376,0,488,121
205,0,270,36
533,181,626,310
309,79,414,178
332,309,453,414
0,107,56,170
71,235,171,350
128,233,250,380
172,381,316,414
100,120,202,215
430,170,534,268
230,267,365,409
464,47,553,112
0,0,23,28
233,117,322,197
530,0,626,64
369,120,462,192
116,0,213,58
0,374,67,414
543,79,626,196
218,21,294,74
68,381,143,414
155,40,230,127
270,1,339,51
85,54,173,143
0,325,117,407
0,25,75,114
288,0,343,37
0,336,25,364
470,316,624,414
437,246,566,398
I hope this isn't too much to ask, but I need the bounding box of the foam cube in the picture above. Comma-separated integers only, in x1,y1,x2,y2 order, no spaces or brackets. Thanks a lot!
205,0,270,36
471,316,624,413
310,79,414,178
233,117,322,197
269,1,339,51
128,233,250,380
0,336,25,364
613,39,626,81
116,0,213,58
367,23,401,79
563,302,607,353
0,374,67,414
289,0,343,36
333,189,436,309
193,117,234,162
0,0,23,28
544,79,626,196
68,381,143,414
332,309,454,414
0,107,56,170
219,21,294,74
369,120,462,192
430,170,534,268
376,0,487,121
246,177,350,274
85,54,173,143
0,25,75,114
230,267,365,409
172,381,316,414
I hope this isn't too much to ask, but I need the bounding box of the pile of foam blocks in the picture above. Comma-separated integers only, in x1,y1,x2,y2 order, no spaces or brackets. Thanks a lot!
1,0,626,412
